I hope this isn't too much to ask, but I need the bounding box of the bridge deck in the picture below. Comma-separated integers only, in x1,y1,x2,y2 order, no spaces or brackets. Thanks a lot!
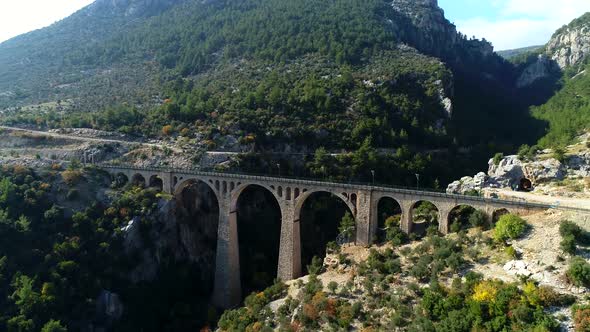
96,163,590,213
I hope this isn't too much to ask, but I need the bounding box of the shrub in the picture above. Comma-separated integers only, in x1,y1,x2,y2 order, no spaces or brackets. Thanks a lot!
493,214,528,242
536,286,575,307
469,210,489,229
561,235,577,255
41,320,67,332
307,256,323,276
560,220,590,245
504,245,518,259
327,281,338,294
567,257,590,287
552,146,567,162
161,125,174,136
560,220,583,239
472,281,498,302
493,153,504,166
573,305,590,332
338,212,356,243
61,169,82,186
385,216,408,246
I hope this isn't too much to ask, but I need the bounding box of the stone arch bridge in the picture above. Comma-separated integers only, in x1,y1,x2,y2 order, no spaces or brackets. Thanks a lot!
100,164,552,308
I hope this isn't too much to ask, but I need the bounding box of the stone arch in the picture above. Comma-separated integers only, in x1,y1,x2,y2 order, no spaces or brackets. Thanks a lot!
114,173,128,188
294,188,300,199
149,175,164,191
174,177,220,299
447,204,477,232
174,178,219,204
409,200,440,237
294,189,356,275
294,189,356,222
230,183,283,296
492,208,510,224
131,173,146,188
375,196,403,243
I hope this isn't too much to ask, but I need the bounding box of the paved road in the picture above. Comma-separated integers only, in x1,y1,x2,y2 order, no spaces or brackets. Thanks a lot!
491,188,590,210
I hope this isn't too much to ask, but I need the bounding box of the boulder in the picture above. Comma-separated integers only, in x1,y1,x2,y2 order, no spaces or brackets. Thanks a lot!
528,158,566,183
567,153,590,177
487,155,524,188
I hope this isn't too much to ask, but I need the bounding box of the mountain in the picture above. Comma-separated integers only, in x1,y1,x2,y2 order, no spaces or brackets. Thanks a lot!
497,45,544,60
515,12,590,147
0,0,543,186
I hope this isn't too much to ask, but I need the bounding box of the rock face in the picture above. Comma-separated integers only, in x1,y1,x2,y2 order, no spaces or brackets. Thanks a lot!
516,54,560,88
486,156,525,188
446,172,487,194
95,290,124,324
567,152,590,177
391,0,494,60
546,13,590,69
447,154,568,194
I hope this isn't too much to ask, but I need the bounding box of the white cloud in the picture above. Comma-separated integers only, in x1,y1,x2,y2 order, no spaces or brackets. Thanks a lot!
455,0,590,50
0,0,95,43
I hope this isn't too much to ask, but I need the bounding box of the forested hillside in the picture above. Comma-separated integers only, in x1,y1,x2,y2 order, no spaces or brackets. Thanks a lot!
0,0,545,188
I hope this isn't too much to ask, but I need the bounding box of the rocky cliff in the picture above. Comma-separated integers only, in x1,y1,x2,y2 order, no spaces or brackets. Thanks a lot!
391,0,494,62
516,12,590,88
547,13,590,69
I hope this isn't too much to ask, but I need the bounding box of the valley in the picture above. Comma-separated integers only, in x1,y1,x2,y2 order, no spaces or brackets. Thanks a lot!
0,0,589,331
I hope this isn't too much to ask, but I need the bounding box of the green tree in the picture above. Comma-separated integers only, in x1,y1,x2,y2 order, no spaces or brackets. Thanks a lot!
41,320,67,332
338,212,356,242
494,214,528,242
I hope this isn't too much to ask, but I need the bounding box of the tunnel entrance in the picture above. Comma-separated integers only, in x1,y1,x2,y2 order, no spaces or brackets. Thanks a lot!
300,192,353,275
411,201,439,238
377,197,402,243
235,185,282,297
175,179,220,298
519,178,533,191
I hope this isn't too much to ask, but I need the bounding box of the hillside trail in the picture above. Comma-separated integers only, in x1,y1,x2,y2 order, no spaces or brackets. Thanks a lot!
0,125,184,153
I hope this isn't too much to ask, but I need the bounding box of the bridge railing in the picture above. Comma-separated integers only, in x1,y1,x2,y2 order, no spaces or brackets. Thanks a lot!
94,163,590,213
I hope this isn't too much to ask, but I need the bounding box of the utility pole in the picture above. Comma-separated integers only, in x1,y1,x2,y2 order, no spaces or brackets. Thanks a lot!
415,173,420,189
371,170,375,185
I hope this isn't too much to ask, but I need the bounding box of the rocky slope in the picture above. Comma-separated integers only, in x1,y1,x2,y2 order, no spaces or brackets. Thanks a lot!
515,12,590,88
548,13,590,70
447,133,590,209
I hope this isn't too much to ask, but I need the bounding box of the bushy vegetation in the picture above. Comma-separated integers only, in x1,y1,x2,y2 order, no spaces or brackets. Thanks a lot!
533,62,590,147
0,165,218,330
493,214,528,243
218,228,569,331
567,257,590,287
559,220,590,255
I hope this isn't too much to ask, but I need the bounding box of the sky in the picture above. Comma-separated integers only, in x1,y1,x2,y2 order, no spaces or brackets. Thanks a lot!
0,1,589,50
439,0,590,50
0,0,94,43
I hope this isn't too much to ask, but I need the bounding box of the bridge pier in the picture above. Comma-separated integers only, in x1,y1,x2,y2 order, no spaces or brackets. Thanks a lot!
212,195,242,308
277,201,302,280
355,190,373,246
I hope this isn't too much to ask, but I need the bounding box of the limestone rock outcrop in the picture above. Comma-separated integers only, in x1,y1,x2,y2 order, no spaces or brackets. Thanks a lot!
516,54,560,88
547,15,590,69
